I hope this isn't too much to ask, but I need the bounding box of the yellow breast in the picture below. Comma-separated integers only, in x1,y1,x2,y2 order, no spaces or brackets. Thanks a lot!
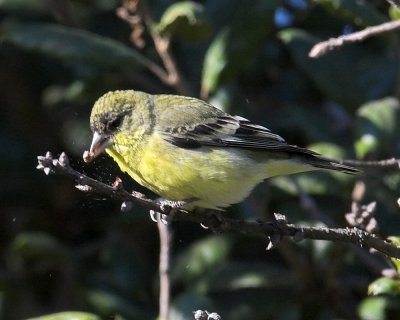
106,132,313,209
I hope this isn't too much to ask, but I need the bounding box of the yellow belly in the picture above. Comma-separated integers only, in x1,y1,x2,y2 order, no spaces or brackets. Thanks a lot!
106,133,314,209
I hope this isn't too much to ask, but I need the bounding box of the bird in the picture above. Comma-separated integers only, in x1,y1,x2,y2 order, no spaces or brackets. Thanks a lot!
85,90,359,210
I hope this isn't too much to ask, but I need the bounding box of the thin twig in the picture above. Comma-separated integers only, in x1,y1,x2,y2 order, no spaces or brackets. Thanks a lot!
116,0,172,84
340,158,400,170
138,0,191,95
37,152,400,259
117,0,191,95
295,178,386,274
157,218,171,320
309,20,400,58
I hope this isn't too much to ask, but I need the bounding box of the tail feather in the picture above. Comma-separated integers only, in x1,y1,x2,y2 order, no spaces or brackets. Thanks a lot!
308,155,361,175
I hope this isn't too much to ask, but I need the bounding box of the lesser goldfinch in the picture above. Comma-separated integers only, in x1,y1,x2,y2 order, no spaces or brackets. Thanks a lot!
86,90,358,209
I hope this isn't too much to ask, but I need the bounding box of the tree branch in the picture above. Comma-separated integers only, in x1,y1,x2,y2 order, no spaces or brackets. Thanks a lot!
340,158,400,170
116,0,192,96
37,152,400,259
157,217,171,320
138,0,192,96
309,19,400,58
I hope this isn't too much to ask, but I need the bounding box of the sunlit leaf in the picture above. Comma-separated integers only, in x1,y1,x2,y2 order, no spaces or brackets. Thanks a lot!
368,277,400,296
156,1,212,40
358,296,400,320
26,311,100,320
355,97,400,158
387,236,400,272
201,0,279,95
389,5,400,21
201,29,229,95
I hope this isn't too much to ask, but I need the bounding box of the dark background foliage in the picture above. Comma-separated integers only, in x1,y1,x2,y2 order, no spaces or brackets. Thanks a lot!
1,0,400,319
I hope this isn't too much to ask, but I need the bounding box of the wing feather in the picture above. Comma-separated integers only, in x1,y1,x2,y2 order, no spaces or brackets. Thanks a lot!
157,103,359,175
162,113,307,153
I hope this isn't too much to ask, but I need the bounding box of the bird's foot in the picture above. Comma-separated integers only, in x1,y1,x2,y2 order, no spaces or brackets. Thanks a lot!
149,198,197,224
156,198,196,212
149,210,169,224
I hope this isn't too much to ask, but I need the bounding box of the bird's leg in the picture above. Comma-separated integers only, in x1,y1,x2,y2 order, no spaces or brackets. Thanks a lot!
149,198,197,224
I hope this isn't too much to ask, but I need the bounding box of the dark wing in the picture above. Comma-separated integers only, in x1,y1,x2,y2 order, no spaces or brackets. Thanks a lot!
161,114,359,175
153,94,293,151
163,113,316,155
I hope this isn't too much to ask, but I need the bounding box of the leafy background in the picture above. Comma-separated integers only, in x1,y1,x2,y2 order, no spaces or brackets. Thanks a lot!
1,0,400,319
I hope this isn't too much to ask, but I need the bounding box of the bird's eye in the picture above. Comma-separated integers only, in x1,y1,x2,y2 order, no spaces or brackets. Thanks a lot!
107,116,123,132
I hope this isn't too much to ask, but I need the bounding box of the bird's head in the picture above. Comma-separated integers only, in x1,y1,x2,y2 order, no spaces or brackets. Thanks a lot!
87,90,147,160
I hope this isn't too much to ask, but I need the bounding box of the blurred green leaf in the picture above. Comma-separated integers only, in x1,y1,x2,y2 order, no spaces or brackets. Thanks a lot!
194,262,300,319
1,21,149,69
314,0,387,27
26,311,100,320
201,0,279,95
359,296,400,320
355,97,400,158
170,292,213,320
9,232,63,257
387,236,400,272
279,29,398,109
308,142,356,181
308,142,348,159
155,1,212,40
201,29,229,95
359,296,389,320
355,134,379,159
203,262,294,292
389,5,400,21
368,277,400,296
85,289,149,319
8,232,68,272
272,170,349,196
172,235,232,284
208,83,238,113
0,0,49,14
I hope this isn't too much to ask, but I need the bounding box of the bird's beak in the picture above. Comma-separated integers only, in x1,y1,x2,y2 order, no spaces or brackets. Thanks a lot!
89,131,112,158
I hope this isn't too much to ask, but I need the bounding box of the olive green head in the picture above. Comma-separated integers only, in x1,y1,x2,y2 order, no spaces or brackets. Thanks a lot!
89,90,148,159
91,91,144,134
